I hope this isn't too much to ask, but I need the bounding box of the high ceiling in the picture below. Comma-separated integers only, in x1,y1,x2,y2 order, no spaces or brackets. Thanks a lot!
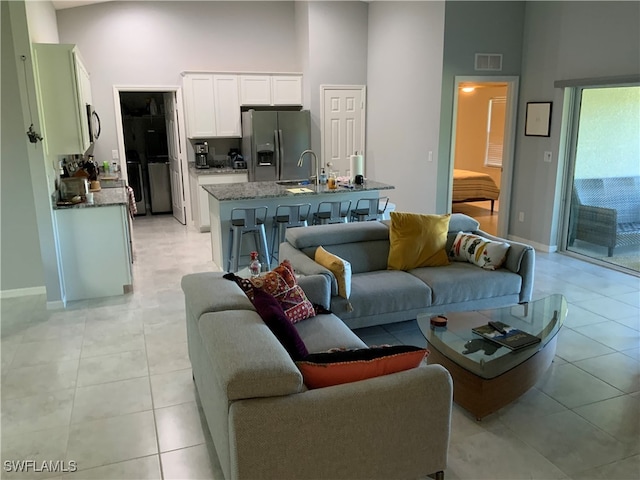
51,0,113,10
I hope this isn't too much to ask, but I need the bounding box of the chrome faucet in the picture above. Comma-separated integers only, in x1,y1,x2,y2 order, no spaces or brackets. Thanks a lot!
297,150,320,186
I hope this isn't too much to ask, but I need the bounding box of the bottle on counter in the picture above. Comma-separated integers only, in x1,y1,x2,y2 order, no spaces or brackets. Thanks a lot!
249,251,261,277
328,171,338,190
319,168,327,185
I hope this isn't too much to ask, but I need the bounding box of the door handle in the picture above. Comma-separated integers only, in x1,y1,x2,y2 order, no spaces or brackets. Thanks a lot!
274,129,281,179
278,130,284,167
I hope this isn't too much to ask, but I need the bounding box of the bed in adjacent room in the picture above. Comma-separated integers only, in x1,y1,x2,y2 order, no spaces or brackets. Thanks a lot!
452,168,500,214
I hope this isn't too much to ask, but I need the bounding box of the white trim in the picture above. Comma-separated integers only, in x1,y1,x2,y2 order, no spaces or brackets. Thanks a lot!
1,286,46,298
319,84,367,169
46,300,65,310
112,85,192,227
449,75,519,238
181,71,303,77
508,235,557,253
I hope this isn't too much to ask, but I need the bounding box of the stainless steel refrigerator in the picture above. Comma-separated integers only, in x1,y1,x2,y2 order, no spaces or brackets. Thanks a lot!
242,110,311,182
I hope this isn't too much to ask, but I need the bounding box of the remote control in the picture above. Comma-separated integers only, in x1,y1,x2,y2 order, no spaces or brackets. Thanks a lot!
488,321,506,334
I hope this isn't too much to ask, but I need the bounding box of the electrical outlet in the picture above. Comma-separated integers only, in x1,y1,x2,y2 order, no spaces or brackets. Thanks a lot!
112,149,119,160
518,212,525,222
544,151,552,163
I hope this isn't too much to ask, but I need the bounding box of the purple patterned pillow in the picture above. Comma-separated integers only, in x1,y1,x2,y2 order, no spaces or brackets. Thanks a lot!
251,288,309,361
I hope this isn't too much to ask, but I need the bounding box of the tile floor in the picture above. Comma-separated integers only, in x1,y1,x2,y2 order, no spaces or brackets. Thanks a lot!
1,214,639,480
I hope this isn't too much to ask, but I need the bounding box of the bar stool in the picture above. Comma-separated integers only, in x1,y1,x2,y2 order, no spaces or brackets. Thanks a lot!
312,200,352,225
349,197,389,222
270,203,311,263
227,206,270,273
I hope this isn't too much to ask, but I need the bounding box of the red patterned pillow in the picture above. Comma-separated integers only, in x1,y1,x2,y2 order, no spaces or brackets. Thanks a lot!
225,260,316,323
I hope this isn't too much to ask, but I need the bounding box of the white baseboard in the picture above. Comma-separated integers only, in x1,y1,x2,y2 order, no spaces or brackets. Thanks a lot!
508,235,557,253
0,286,46,299
46,300,65,310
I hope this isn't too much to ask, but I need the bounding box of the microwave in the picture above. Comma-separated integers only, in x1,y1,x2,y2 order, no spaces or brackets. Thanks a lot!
86,105,101,143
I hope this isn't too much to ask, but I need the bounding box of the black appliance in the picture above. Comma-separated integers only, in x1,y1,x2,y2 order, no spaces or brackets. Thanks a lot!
126,154,146,215
229,148,246,169
195,142,209,169
86,105,101,144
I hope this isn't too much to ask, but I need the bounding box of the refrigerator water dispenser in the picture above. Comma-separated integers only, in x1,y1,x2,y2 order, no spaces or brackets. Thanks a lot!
257,144,274,165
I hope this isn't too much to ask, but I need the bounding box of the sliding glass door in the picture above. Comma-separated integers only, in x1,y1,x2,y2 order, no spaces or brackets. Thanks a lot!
564,85,640,273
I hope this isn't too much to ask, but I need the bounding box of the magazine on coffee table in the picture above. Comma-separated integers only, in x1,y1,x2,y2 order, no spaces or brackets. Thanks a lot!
472,321,541,351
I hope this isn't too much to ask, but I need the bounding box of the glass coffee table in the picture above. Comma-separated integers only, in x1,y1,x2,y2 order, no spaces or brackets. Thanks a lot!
417,295,567,419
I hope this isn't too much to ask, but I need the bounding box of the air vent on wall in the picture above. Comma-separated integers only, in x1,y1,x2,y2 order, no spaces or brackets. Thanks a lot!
475,53,503,71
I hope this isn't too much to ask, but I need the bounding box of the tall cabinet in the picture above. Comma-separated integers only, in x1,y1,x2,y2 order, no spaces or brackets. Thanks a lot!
32,43,92,155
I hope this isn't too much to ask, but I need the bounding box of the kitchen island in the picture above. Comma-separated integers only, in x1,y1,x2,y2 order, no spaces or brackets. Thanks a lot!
204,179,394,271
53,186,133,303
188,163,248,232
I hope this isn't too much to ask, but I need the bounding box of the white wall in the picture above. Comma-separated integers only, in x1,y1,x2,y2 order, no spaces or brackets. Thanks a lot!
511,1,640,248
1,0,45,293
304,1,368,156
25,0,59,43
438,1,525,215
3,0,64,302
367,1,445,213
56,1,300,165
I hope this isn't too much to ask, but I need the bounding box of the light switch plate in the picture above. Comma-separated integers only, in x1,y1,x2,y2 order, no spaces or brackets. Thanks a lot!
544,151,552,163
112,149,119,160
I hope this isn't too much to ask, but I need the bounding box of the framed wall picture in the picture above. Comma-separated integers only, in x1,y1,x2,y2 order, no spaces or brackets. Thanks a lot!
525,102,552,137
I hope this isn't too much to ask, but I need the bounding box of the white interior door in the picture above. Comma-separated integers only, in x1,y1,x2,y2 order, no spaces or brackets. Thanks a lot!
164,92,186,224
321,86,366,175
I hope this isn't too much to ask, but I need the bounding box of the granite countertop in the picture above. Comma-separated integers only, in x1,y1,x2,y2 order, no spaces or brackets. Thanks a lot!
188,163,248,176
53,186,128,210
203,179,394,201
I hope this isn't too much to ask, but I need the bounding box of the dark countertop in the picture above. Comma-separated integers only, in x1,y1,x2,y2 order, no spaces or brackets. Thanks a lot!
202,179,394,201
53,186,128,210
188,163,248,176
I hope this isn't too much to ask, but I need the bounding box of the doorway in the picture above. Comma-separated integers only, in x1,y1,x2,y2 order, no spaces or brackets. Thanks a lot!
114,86,187,225
562,84,640,274
449,76,519,237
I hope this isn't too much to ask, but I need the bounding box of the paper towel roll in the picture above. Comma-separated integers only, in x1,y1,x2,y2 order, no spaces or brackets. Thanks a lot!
350,154,364,180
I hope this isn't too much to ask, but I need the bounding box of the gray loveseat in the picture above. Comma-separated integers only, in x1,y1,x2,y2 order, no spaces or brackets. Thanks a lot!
182,273,453,480
280,213,535,329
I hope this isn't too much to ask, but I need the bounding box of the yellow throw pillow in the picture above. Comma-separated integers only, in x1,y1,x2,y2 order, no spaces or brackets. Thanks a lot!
315,246,352,300
387,212,451,270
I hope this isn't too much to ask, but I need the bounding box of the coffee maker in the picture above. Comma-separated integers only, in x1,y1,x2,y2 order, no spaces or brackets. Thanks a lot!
195,142,209,169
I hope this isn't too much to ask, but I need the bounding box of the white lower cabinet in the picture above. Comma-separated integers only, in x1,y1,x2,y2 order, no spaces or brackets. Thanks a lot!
55,205,132,302
190,172,248,232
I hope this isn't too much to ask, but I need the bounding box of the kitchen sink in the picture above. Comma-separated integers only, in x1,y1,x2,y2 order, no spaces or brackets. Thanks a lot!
276,179,311,186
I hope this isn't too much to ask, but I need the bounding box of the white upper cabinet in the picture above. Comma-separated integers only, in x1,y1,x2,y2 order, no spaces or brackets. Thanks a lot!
239,74,302,106
183,74,217,138
183,73,241,138
33,43,92,154
271,75,303,105
184,73,302,138
239,75,271,105
212,75,241,137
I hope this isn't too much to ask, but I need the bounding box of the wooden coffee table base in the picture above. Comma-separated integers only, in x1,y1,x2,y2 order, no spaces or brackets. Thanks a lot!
427,335,557,420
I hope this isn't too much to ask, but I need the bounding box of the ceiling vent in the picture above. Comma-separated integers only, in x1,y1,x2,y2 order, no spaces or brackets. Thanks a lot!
475,53,503,71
